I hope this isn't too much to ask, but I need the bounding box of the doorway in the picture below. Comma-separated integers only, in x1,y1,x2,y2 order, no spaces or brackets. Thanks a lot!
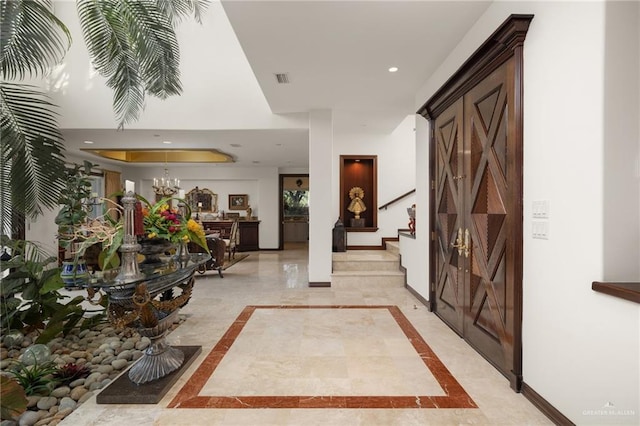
279,174,309,250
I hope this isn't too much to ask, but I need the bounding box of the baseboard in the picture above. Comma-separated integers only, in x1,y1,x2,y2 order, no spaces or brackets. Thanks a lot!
309,281,331,287
521,382,574,425
346,245,384,250
406,284,430,311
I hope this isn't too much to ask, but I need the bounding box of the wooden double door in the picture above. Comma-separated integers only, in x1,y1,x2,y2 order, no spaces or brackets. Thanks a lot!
432,57,522,386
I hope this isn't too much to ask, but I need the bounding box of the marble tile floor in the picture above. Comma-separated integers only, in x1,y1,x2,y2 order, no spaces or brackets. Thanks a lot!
62,243,552,425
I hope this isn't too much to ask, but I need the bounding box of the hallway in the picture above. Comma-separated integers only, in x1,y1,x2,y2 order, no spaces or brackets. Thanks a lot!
63,244,551,425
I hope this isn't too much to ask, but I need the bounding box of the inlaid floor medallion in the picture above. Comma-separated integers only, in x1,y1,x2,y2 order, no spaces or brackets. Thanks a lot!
169,305,476,409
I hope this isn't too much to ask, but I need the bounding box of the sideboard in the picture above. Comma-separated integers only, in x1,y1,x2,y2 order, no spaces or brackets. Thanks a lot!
201,220,260,251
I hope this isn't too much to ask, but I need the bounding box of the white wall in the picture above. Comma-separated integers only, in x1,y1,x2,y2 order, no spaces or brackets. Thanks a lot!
124,165,279,249
602,1,640,279
414,1,639,424
333,115,417,247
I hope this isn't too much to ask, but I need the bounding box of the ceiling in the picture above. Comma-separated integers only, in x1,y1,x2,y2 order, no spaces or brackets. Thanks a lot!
60,1,492,169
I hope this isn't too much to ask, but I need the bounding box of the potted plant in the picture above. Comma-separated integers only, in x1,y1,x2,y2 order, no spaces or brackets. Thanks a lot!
55,161,115,281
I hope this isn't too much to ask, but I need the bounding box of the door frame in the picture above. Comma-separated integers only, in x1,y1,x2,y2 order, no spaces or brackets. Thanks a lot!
279,173,310,250
417,14,533,392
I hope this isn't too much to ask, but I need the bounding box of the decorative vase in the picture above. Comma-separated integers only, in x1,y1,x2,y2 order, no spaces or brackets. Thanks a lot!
139,238,175,265
60,260,89,286
176,241,190,263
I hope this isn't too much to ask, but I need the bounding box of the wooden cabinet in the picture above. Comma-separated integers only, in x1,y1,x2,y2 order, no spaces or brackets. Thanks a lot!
283,221,308,242
201,220,260,252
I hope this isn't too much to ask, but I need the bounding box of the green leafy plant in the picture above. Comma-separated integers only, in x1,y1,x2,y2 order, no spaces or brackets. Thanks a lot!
7,359,58,396
0,237,89,342
53,363,91,386
55,161,97,260
0,375,28,421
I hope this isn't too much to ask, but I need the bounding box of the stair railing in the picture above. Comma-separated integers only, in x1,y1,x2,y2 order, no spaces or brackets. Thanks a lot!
378,189,416,210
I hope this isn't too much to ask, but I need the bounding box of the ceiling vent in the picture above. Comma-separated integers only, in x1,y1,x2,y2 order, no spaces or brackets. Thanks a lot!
275,73,290,84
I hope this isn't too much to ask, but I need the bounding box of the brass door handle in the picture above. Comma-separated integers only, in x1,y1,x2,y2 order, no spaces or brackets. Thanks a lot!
463,228,471,258
451,228,466,256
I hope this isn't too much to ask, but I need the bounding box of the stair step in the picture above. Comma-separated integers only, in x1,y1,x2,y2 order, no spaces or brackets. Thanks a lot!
331,271,405,288
385,241,400,256
332,259,399,272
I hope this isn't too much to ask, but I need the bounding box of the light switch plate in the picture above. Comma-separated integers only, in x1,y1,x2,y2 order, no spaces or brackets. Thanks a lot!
532,200,549,219
532,221,549,239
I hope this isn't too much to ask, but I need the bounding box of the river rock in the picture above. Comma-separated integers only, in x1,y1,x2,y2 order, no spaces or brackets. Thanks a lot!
111,359,128,370
69,378,85,388
121,340,135,350
68,350,87,359
135,337,151,350
26,396,40,408
78,391,94,404
116,349,132,360
70,386,88,401
17,410,40,426
97,364,113,374
58,397,76,411
36,397,57,411
51,386,70,398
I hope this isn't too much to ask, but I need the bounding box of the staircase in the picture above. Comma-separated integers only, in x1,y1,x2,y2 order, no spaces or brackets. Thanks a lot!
331,241,404,289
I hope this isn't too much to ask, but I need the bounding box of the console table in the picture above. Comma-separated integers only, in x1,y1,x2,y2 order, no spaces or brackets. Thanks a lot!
201,220,260,251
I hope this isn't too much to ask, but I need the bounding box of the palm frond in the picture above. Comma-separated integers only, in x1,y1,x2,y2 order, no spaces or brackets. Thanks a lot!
121,0,181,99
0,0,71,80
77,0,204,128
0,83,66,231
157,0,209,24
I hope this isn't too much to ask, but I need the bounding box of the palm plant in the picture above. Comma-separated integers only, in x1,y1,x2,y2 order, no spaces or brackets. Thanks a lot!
0,0,208,233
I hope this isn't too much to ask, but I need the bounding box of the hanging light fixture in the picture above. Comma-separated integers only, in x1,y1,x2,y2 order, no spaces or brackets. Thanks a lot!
152,153,180,196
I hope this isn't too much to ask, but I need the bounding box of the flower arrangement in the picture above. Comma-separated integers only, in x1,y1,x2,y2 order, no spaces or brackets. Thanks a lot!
138,196,208,250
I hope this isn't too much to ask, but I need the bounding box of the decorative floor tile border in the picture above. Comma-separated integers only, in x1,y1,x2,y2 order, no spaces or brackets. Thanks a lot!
168,305,477,409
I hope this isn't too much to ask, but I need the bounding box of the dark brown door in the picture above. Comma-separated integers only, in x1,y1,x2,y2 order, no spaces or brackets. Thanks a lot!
433,99,464,334
433,58,518,379
463,59,516,376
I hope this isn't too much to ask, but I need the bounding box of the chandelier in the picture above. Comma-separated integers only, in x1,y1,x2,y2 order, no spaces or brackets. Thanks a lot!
152,167,180,196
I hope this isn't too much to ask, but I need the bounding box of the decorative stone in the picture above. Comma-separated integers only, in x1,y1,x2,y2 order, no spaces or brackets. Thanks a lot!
70,386,88,401
135,337,151,350
111,359,128,370
18,410,41,426
58,397,76,412
78,391,94,404
3,330,24,349
21,344,50,365
36,397,57,411
26,396,41,408
116,350,132,360
69,378,85,388
51,386,70,398
121,340,135,350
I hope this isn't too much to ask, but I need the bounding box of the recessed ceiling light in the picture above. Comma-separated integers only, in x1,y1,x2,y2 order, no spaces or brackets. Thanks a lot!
388,66,399,73
252,160,260,164
276,143,282,146
230,143,242,148
162,140,172,144
83,140,94,144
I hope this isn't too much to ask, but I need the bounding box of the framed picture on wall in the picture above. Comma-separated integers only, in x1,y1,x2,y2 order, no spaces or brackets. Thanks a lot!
229,194,248,210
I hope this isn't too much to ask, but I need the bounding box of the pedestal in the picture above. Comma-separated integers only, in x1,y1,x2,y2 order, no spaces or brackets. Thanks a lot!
350,218,365,228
